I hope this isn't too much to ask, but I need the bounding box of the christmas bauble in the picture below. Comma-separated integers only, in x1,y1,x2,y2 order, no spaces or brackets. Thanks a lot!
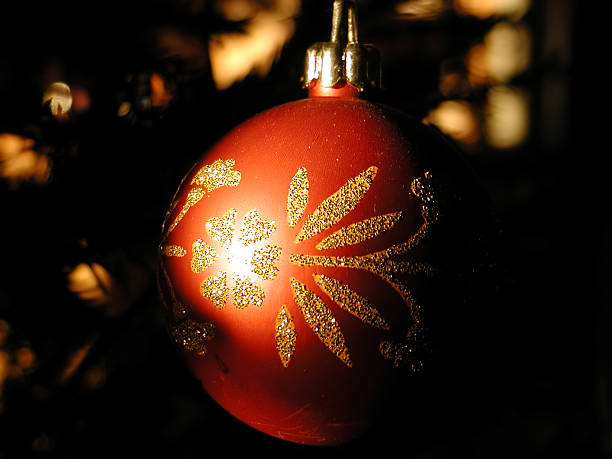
157,0,494,447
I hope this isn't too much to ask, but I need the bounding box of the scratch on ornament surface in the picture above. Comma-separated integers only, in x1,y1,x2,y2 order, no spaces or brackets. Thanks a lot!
282,403,313,420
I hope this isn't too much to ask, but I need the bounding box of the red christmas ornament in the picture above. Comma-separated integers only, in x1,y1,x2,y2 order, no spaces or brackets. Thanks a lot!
158,0,493,447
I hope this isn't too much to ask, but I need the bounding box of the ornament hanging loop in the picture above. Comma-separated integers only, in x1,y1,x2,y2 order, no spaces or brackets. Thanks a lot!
303,0,381,93
330,0,357,44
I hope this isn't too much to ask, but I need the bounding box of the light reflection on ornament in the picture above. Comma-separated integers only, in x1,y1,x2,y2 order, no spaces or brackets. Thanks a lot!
226,242,257,278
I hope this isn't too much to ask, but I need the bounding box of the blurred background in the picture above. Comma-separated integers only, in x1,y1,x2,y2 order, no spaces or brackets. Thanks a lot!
0,0,609,457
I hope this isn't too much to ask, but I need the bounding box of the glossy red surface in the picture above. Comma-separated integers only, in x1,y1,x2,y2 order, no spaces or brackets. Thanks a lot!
158,93,477,445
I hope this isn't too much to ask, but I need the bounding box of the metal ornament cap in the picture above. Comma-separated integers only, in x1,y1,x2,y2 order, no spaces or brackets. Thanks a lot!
303,0,381,92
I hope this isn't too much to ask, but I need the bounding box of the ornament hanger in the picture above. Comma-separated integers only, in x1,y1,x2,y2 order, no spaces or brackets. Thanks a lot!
303,0,381,92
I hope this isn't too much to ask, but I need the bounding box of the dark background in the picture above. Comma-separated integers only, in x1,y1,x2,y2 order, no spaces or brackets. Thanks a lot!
0,0,610,457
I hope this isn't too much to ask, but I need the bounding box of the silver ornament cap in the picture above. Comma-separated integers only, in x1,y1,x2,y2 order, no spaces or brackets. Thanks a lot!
303,0,382,91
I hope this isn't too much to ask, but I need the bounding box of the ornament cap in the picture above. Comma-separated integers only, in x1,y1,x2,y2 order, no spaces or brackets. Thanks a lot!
303,0,381,93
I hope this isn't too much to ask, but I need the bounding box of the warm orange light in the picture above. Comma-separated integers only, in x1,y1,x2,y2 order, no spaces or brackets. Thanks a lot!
485,85,529,148
0,134,51,187
150,72,174,108
209,0,300,89
66,258,150,317
454,0,530,19
42,82,72,118
395,0,447,20
484,21,531,83
67,262,112,308
424,100,480,145
14,347,35,371
59,341,95,383
465,43,489,87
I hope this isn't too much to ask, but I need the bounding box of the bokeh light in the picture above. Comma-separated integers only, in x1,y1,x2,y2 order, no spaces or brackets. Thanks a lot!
0,133,51,187
424,100,480,146
483,21,531,83
395,0,447,20
42,81,73,118
485,85,529,149
454,0,530,20
209,0,301,89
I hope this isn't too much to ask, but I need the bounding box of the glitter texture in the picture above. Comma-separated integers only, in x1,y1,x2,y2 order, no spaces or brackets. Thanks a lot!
170,319,216,356
287,167,309,228
191,239,218,273
166,187,205,236
233,275,265,309
250,244,282,280
295,166,377,243
239,209,276,246
290,249,428,332
316,211,403,250
290,278,352,367
275,305,296,367
313,274,389,330
408,172,440,247
380,340,423,372
289,172,440,342
161,245,187,257
206,209,237,249
191,158,241,191
200,271,229,308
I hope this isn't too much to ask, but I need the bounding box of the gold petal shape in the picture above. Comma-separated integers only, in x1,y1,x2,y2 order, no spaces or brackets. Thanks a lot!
206,209,237,249
250,244,282,280
161,245,187,257
239,209,276,246
200,271,229,308
191,239,218,273
313,274,390,330
316,211,403,250
166,187,206,236
191,158,241,191
295,166,377,243
287,167,309,228
290,278,352,367
233,275,265,309
170,319,216,356
275,305,296,368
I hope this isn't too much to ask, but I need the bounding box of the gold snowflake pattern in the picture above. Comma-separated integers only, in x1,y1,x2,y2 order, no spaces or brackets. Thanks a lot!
160,158,440,371
196,207,281,310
